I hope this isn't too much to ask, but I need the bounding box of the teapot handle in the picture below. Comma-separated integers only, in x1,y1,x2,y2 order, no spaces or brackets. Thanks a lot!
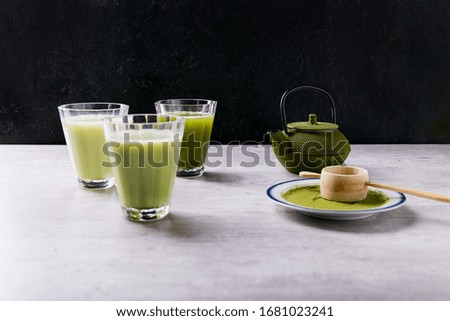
280,85,336,133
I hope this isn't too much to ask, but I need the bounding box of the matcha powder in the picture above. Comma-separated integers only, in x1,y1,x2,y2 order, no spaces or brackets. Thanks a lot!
282,185,389,210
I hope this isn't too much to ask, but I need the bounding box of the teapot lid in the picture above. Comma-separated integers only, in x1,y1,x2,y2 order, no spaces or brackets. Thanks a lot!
287,114,338,132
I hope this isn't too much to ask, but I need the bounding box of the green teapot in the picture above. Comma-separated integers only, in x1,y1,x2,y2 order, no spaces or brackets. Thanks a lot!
269,85,351,174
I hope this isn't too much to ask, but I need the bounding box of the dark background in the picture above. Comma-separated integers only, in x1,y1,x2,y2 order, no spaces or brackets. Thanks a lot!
1,0,449,144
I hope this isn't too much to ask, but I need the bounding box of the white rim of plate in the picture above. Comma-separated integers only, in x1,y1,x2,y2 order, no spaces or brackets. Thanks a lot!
266,178,406,215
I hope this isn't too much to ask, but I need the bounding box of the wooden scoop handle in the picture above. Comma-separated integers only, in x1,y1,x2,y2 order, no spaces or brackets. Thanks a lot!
299,171,450,203
366,182,450,203
299,171,321,179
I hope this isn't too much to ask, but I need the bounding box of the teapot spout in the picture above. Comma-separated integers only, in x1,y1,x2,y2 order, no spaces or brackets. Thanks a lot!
268,130,290,146
268,130,294,167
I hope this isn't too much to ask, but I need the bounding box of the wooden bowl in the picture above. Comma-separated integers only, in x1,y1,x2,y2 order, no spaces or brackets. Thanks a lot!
320,166,369,202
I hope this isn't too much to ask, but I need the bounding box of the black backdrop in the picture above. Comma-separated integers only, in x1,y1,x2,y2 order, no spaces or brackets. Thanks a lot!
1,0,449,144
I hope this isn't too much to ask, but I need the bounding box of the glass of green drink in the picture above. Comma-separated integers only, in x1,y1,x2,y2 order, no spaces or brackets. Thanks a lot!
58,102,129,189
155,99,217,177
103,114,185,222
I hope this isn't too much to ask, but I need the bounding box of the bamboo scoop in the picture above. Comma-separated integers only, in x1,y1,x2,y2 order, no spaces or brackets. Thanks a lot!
299,166,450,203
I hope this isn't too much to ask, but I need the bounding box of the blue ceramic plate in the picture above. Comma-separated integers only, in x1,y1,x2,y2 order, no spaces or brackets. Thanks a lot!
267,178,406,220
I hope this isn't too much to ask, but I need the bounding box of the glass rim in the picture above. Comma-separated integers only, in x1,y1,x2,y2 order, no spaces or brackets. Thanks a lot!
154,98,217,107
103,113,184,125
57,102,129,111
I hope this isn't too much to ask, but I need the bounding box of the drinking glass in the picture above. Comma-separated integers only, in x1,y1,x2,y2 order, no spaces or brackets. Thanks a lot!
155,99,217,177
103,114,185,222
58,102,129,189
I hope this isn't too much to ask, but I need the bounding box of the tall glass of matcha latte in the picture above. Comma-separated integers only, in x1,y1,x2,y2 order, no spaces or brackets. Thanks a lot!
58,102,129,189
155,99,217,177
103,114,185,222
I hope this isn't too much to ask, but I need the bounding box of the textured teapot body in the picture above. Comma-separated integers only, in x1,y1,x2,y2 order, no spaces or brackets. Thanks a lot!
269,85,351,174
270,128,351,174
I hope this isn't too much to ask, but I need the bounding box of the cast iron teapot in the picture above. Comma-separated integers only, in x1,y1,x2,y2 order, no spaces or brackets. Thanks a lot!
269,85,351,174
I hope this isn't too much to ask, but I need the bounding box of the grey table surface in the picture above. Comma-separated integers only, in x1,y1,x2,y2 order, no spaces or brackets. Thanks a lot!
0,144,449,300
